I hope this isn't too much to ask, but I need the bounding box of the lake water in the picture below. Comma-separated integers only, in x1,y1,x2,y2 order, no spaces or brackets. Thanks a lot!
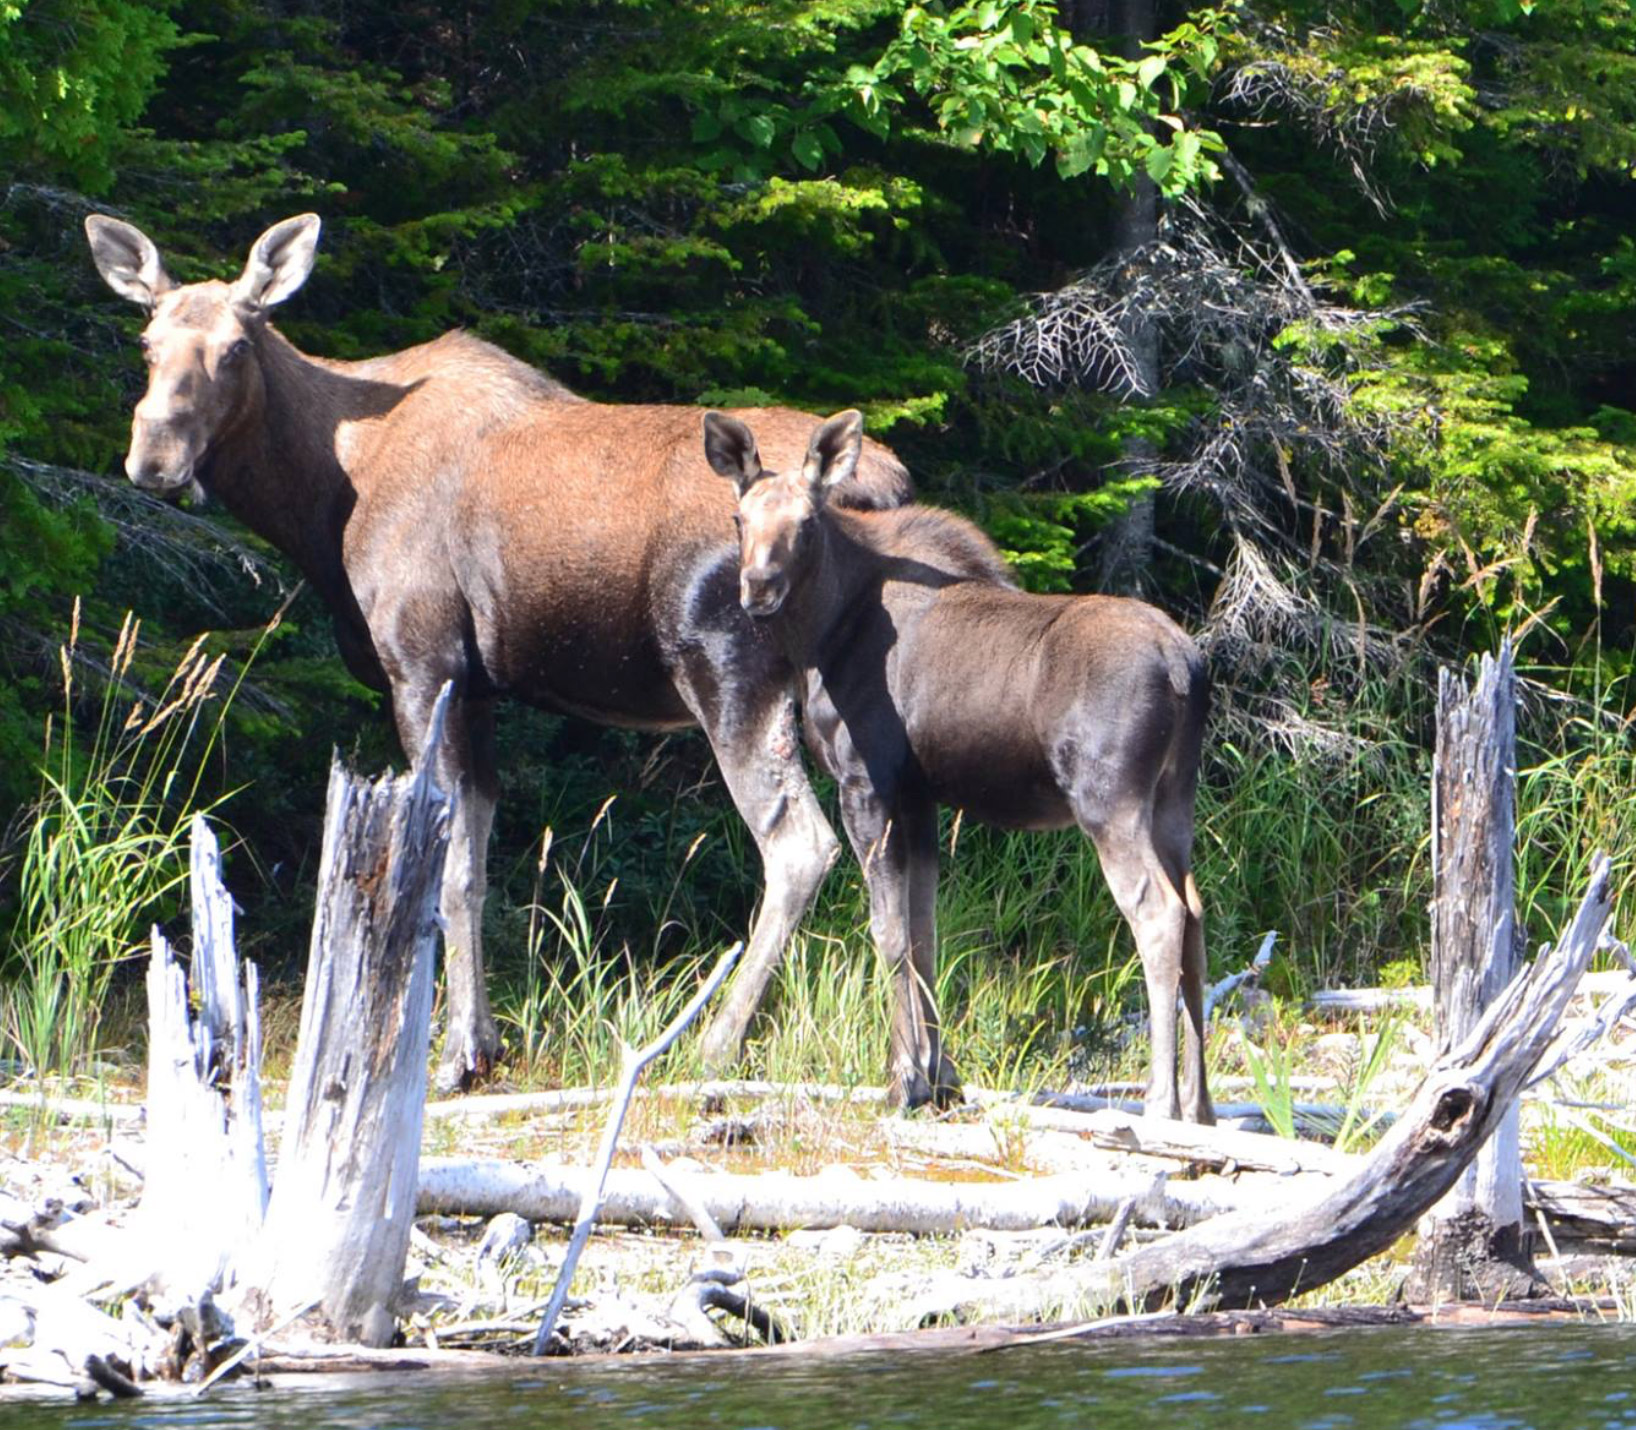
5,1324,1636,1429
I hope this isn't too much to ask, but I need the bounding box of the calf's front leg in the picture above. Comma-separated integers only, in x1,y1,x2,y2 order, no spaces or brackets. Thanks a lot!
842,788,957,1110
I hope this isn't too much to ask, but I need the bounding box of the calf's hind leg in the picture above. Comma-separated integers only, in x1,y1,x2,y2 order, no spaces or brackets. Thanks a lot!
1155,776,1213,1125
1076,801,1196,1122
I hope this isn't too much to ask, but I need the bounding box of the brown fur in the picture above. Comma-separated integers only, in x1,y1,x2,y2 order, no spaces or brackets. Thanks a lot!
87,213,911,1092
707,409,1213,1121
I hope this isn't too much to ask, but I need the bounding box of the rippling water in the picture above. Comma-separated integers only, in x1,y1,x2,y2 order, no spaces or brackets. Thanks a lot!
6,1324,1636,1429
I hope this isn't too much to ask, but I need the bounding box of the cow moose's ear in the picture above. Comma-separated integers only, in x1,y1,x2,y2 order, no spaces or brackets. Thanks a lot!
232,213,322,313
802,409,863,500
701,412,764,496
85,215,173,309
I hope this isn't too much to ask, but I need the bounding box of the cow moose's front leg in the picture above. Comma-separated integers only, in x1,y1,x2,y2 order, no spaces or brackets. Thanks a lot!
396,682,502,1093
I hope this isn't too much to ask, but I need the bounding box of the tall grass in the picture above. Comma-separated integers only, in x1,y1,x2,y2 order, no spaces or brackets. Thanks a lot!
19,607,1611,1100
2,603,254,1082
495,811,1120,1096
1515,658,1636,956
499,801,719,1088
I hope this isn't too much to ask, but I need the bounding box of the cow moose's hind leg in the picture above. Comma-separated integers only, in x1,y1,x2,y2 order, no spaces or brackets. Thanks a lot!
395,682,502,1094
693,689,842,1077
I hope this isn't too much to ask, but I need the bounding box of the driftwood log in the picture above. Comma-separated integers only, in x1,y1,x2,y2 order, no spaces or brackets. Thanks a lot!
889,854,1615,1323
419,1155,1274,1236
1525,1179,1636,1252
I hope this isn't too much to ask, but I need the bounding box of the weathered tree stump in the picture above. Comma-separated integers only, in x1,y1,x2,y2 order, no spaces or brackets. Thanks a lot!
1407,642,1541,1302
235,741,451,1346
138,814,267,1305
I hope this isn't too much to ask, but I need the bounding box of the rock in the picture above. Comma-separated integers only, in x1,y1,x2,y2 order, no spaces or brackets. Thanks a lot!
476,1213,533,1265
787,1225,863,1260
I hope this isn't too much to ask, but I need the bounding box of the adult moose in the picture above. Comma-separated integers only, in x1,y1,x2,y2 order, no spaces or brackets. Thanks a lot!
704,409,1213,1122
86,211,912,1092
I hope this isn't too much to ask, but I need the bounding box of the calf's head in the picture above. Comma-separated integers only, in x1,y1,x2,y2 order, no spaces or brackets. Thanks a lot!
702,409,864,618
85,213,322,500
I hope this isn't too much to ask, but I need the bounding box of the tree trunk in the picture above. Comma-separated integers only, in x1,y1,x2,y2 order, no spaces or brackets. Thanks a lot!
236,748,451,1346
1408,642,1541,1301
1071,0,1161,595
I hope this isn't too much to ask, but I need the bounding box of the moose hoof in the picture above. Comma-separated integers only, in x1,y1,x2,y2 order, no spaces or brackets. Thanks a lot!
434,1032,499,1096
931,1057,965,1109
888,1060,964,1112
697,1021,747,1082
1142,1087,1183,1123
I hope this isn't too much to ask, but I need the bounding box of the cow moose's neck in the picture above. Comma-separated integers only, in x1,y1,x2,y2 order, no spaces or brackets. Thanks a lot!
196,323,377,605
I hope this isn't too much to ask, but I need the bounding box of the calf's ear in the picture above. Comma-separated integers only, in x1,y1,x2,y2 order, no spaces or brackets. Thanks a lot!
803,409,863,499
233,213,321,312
85,215,173,309
702,412,764,495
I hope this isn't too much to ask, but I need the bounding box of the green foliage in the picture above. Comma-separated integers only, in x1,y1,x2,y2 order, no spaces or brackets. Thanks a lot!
983,478,1158,590
0,0,179,188
865,1,1229,192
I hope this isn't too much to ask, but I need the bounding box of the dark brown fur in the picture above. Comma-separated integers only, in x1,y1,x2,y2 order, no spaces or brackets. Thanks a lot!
87,213,911,1091
706,409,1213,1121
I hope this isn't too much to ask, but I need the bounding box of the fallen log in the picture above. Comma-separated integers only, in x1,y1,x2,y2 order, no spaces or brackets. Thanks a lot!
418,1156,1280,1235
890,854,1616,1323
1525,1179,1636,1251
881,1110,1359,1179
969,1087,1355,1138
1031,1108,1360,1179
1308,969,1635,1020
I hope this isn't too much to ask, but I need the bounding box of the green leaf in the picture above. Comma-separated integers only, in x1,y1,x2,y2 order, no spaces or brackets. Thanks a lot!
1056,125,1104,178
735,112,778,149
791,129,824,171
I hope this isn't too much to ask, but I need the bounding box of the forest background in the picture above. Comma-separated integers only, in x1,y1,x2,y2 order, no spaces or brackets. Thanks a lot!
1,0,1633,1088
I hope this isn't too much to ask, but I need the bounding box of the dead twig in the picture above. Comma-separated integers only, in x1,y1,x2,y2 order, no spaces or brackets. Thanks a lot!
530,943,742,1356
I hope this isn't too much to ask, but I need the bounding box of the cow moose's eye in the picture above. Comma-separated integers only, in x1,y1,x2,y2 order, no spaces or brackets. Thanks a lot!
138,336,155,365
224,338,251,363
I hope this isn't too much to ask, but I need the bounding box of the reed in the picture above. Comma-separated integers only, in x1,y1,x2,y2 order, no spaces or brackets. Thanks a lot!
2,603,262,1081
